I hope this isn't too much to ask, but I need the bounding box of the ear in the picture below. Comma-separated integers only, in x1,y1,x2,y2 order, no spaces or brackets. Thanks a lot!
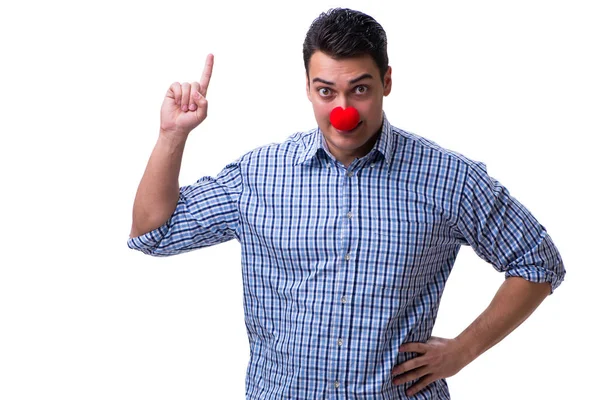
383,66,392,96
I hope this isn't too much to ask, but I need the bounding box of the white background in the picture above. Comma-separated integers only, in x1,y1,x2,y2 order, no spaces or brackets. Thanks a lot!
1,0,598,398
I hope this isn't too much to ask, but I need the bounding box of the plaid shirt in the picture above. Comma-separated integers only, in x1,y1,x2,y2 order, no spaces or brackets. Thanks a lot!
128,114,565,399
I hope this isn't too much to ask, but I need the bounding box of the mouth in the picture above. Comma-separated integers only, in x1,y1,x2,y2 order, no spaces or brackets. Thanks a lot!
334,120,363,134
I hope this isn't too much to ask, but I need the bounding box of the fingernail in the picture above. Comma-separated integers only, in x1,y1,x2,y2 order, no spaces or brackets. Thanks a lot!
189,104,197,111
181,104,188,112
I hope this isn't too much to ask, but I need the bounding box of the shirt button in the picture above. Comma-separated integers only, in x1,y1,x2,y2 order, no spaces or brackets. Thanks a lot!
346,211,352,219
345,254,351,261
370,163,375,168
346,171,353,177
341,296,347,303
334,381,340,388
338,339,343,346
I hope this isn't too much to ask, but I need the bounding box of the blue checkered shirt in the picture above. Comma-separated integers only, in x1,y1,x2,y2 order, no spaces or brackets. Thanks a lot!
128,114,565,399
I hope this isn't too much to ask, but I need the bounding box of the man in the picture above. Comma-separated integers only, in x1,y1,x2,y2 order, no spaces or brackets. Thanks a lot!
128,8,565,399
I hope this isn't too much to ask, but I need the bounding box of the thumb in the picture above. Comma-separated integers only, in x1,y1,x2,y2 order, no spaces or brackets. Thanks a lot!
192,90,208,121
192,90,207,109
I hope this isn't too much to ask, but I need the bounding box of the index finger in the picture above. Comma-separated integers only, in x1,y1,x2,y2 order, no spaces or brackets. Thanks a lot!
199,53,214,96
399,342,427,354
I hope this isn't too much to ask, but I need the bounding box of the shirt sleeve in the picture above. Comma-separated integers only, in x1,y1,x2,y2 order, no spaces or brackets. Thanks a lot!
452,161,565,293
127,161,243,256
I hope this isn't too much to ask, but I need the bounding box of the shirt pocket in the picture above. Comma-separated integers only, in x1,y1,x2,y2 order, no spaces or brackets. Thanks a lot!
366,219,448,296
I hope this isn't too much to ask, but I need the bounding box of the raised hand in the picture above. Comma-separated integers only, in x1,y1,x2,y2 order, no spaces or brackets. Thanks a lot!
159,54,214,139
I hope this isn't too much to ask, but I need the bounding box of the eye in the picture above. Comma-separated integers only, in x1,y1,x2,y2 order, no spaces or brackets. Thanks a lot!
354,85,368,94
318,87,332,97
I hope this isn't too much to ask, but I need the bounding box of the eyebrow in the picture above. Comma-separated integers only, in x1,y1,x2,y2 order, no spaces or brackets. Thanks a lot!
349,73,373,84
312,73,374,86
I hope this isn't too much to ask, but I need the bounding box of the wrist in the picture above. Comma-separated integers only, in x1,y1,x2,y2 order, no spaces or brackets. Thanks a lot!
158,128,189,145
452,334,479,367
157,130,188,154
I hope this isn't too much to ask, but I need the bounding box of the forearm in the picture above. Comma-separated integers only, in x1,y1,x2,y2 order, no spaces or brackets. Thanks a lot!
455,277,551,365
129,132,187,238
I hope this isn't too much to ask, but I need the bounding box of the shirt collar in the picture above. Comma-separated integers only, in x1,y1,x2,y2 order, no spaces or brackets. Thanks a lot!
295,112,397,167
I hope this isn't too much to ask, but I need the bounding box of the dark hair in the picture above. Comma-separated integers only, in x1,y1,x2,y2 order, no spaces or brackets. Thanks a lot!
303,8,389,83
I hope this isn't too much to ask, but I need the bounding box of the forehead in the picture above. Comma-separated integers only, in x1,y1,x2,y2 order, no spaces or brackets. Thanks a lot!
307,51,378,82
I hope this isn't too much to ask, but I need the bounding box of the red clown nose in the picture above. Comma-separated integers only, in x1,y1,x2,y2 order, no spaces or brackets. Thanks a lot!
330,106,360,131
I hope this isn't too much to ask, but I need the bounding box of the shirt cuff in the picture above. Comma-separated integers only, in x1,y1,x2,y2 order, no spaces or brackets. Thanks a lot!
504,265,564,294
503,234,566,294
127,223,170,256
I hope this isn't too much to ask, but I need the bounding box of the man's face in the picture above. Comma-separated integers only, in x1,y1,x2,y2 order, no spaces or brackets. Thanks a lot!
306,51,392,166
